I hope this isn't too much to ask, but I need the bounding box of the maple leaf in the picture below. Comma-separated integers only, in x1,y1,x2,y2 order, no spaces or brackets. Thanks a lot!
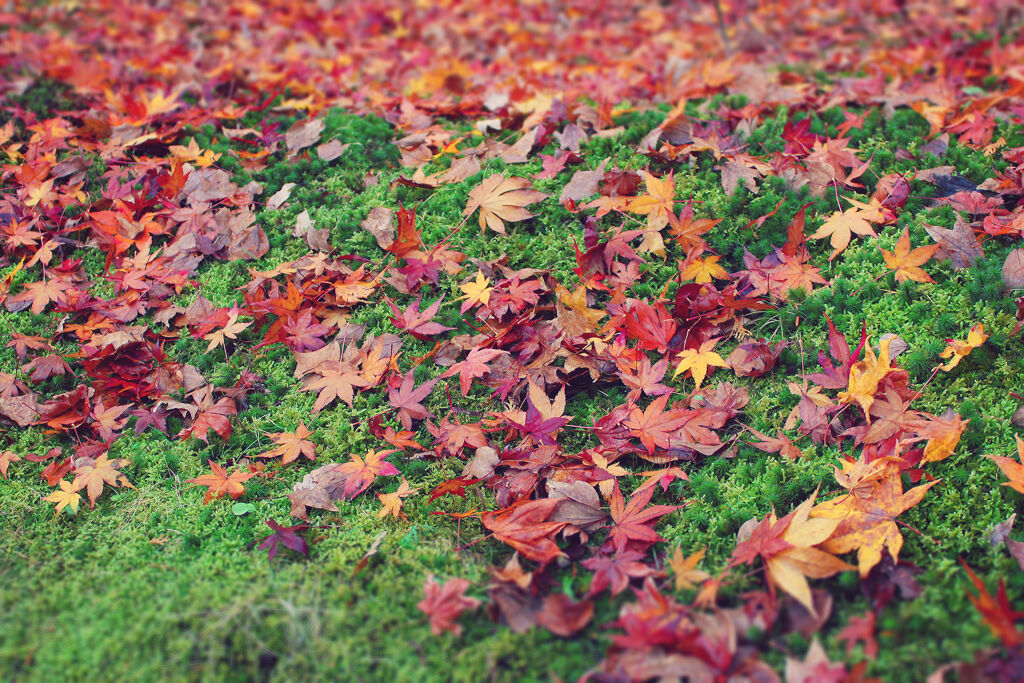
22,354,70,382
747,426,802,459
13,277,71,314
303,360,370,412
727,338,787,378
388,296,455,340
986,435,1024,494
602,483,679,554
72,454,127,508
627,170,676,233
634,466,689,495
417,575,481,636
809,206,877,260
937,323,987,372
458,270,492,313
914,410,967,463
286,463,350,520
377,425,423,451
482,498,567,565
377,477,419,519
582,550,659,597
591,451,630,499
669,204,719,251
440,347,506,395
0,450,22,478
811,458,937,576
282,311,330,352
388,371,438,430
617,356,672,397
337,449,399,499
178,386,236,443
43,479,81,516
256,423,316,464
680,254,729,284
90,402,131,442
667,545,711,591
672,338,727,390
962,560,1024,649
257,520,309,561
427,476,481,503
880,227,938,283
203,307,252,352
837,336,895,419
785,639,850,683
187,459,253,504
504,390,572,446
623,393,687,454
838,611,879,660
730,494,852,613
463,173,546,235
924,216,983,270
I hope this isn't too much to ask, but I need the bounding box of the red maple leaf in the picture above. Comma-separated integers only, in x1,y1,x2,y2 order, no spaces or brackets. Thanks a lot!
178,386,236,443
388,371,438,430
481,498,567,565
427,476,482,503
388,296,455,340
417,575,480,636
602,483,679,554
336,449,399,499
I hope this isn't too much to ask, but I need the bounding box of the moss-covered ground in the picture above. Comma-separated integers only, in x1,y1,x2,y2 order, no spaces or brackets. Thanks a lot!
2,96,1024,681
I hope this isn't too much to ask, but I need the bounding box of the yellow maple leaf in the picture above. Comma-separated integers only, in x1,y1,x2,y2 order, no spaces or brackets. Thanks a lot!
458,271,492,311
767,495,853,613
627,171,676,227
377,477,419,519
880,227,938,283
838,336,894,419
680,254,729,284
937,323,987,372
44,479,82,516
672,338,727,389
667,545,711,591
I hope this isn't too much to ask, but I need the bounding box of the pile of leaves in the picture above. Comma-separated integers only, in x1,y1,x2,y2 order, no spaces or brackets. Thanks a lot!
2,0,1024,680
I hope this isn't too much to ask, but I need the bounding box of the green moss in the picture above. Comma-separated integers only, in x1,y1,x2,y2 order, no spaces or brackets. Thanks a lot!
4,100,1024,682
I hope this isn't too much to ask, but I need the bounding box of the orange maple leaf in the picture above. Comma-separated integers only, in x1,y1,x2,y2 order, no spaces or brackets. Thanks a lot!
880,227,939,283
627,171,677,231
256,422,317,464
985,435,1024,494
809,205,878,260
811,457,937,576
0,450,21,478
377,477,419,519
188,460,253,504
72,454,128,509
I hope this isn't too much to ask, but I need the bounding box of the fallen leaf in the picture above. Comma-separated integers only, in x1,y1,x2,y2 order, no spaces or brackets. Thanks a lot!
463,173,546,235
